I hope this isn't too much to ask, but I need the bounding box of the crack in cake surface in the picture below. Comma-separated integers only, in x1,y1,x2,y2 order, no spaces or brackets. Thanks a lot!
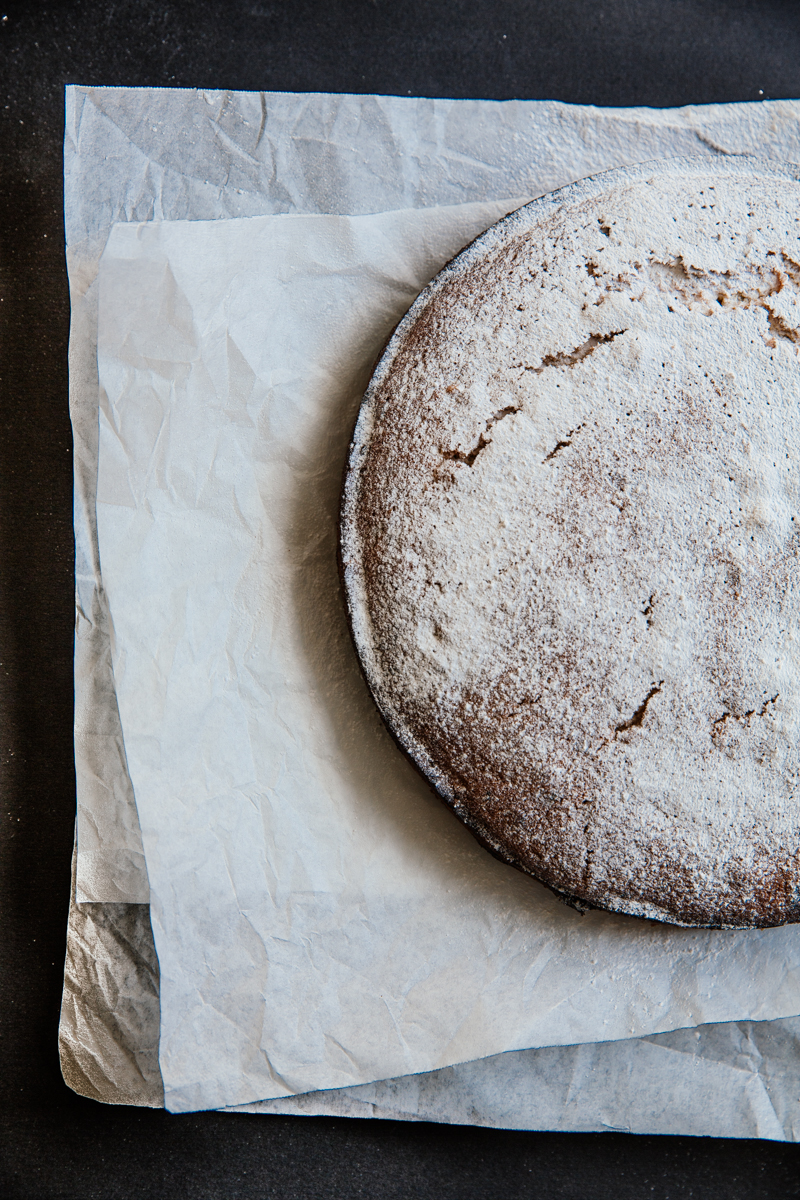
441,405,520,467
612,681,664,741
520,329,627,374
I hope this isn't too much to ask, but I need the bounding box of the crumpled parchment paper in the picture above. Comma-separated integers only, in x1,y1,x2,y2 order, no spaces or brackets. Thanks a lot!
67,86,800,907
61,86,800,1131
96,203,800,1114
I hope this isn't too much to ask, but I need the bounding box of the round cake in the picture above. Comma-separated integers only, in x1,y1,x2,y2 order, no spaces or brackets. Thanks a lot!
340,157,800,928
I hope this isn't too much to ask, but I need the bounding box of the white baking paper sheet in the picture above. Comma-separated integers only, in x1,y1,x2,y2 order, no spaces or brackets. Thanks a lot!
67,86,800,908
96,204,800,1114
58,836,800,1141
239,1019,800,1141
62,86,800,1131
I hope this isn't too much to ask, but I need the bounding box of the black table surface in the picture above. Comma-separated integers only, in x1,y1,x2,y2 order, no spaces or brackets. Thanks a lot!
4,2,800,1196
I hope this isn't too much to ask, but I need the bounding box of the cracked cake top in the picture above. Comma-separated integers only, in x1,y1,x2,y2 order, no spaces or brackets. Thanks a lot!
340,157,800,928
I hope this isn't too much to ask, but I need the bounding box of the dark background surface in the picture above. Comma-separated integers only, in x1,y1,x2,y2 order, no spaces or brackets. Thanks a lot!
3,1,800,1196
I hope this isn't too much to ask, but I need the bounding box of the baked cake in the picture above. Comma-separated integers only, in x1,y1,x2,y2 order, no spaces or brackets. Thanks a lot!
340,157,800,928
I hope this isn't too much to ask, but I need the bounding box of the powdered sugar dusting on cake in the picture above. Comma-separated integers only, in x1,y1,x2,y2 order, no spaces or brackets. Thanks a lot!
340,158,800,927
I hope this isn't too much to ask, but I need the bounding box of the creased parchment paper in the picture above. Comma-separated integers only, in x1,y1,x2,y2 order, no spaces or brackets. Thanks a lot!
97,205,800,1114
57,827,800,1140
62,86,800,1130
66,87,800,907
237,1018,800,1140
